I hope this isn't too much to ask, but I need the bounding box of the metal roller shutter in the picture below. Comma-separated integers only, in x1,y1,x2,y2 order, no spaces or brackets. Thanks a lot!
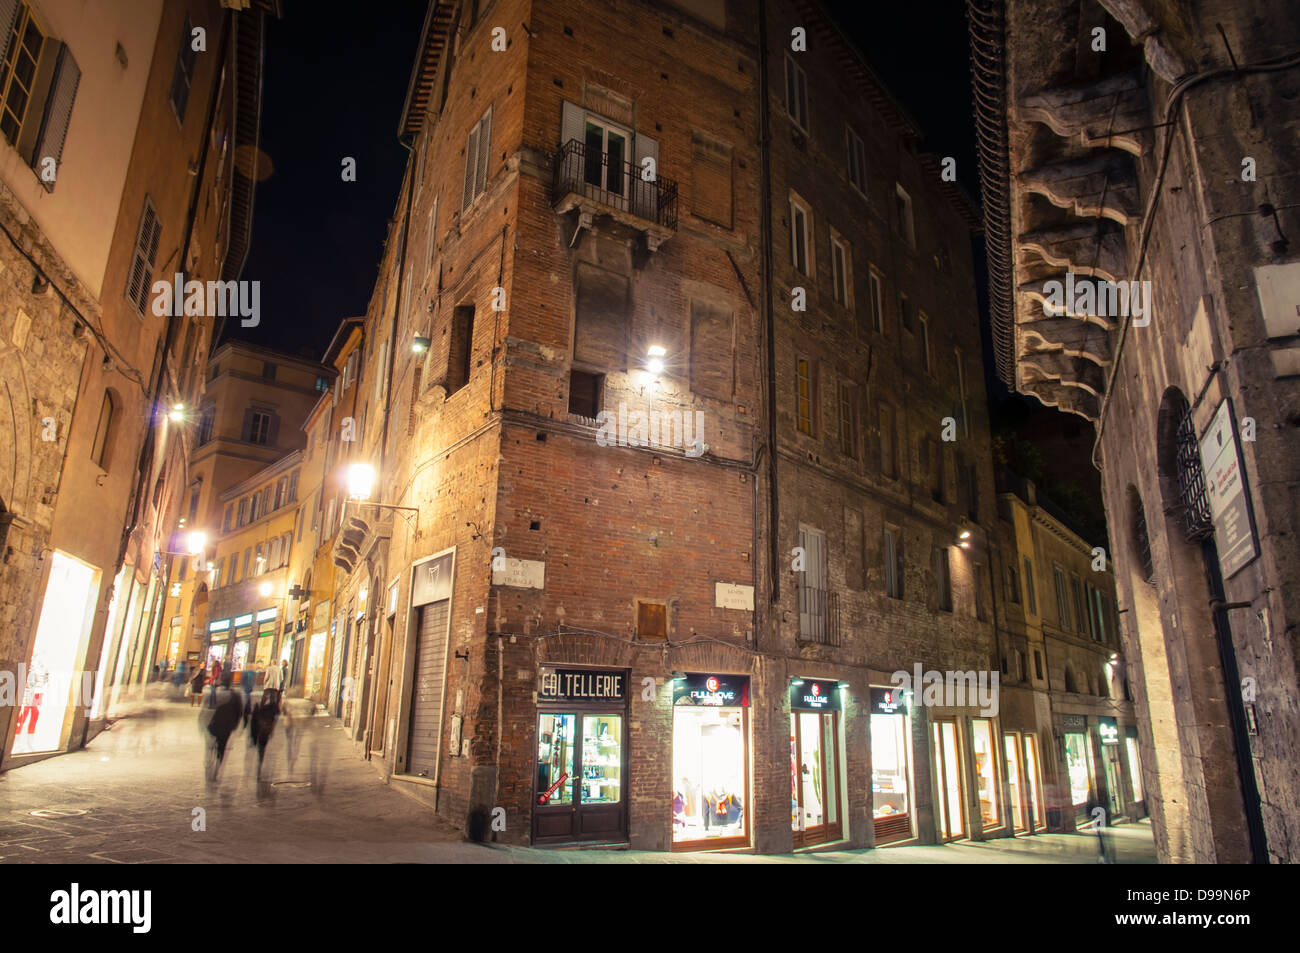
406,600,449,778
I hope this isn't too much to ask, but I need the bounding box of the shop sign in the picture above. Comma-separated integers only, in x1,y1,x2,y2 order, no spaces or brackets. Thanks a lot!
674,673,750,707
1198,399,1260,579
1098,717,1120,745
1062,714,1087,732
234,613,253,627
312,600,332,629
790,678,841,711
870,687,910,715
255,607,277,622
539,668,626,703
412,553,453,606
209,619,230,632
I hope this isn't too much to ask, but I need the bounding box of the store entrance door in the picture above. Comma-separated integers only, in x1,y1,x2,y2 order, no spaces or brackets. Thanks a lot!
791,710,842,847
930,720,965,842
533,711,626,844
1103,744,1124,818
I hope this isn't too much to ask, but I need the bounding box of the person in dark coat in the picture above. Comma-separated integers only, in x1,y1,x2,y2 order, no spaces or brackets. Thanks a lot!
205,673,244,780
248,688,280,778
189,664,207,708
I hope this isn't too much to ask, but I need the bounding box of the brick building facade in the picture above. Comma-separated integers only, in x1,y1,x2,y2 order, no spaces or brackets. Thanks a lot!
294,0,1038,855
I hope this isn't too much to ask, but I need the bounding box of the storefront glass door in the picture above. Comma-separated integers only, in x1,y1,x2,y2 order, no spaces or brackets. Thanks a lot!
1104,744,1124,817
791,711,841,846
870,707,913,844
971,719,1000,830
931,721,965,842
1022,734,1043,830
1125,735,1144,804
673,707,748,848
1004,733,1025,832
1064,731,1093,817
534,711,625,843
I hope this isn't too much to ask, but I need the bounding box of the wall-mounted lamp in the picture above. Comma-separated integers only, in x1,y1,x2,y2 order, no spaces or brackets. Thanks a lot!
167,402,186,423
411,334,431,354
259,581,273,597
646,344,666,376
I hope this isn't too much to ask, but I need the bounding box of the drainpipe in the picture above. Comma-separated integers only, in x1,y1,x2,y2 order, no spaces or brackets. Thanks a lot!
758,0,779,628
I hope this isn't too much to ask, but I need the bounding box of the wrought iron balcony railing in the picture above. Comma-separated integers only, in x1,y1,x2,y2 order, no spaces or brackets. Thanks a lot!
552,138,679,230
798,585,841,646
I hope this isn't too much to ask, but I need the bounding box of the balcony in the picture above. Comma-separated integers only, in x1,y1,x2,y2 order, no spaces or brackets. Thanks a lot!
798,585,841,646
551,139,678,251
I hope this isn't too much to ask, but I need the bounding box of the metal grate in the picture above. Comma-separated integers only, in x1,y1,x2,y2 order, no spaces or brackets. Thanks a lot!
1175,408,1213,541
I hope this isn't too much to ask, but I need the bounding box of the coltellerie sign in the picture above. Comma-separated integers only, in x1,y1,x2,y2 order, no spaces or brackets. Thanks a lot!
539,668,626,702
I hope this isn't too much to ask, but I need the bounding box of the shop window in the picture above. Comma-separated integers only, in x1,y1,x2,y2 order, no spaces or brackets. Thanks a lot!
931,720,964,841
971,719,1000,830
870,692,912,843
637,601,666,640
1064,731,1093,810
673,681,749,848
580,715,621,804
535,716,575,805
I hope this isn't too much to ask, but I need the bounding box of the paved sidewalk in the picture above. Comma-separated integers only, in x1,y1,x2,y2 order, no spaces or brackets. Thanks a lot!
0,702,1157,864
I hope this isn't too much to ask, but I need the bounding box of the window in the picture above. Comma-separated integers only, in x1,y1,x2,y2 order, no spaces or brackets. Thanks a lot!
783,53,808,132
929,438,945,503
447,304,475,394
934,546,952,611
898,291,912,333
845,124,866,195
247,493,258,523
248,410,271,445
426,196,439,274
169,14,196,123
789,192,812,275
1034,650,1044,681
288,469,299,504
878,403,896,479
568,368,603,418
90,390,114,468
830,232,852,309
894,183,915,247
1071,575,1088,635
213,558,224,589
315,376,329,393
126,199,161,314
254,542,264,575
237,497,248,528
955,348,968,435
837,381,856,458
581,114,630,201
1053,566,1071,630
262,361,277,381
637,601,667,641
868,269,884,334
198,405,215,445
1023,557,1037,615
274,477,287,511
883,527,904,599
462,105,493,211
242,548,252,580
0,4,45,147
795,356,814,435
974,564,988,621
918,312,932,374
222,504,233,534
797,524,829,641
1006,563,1021,604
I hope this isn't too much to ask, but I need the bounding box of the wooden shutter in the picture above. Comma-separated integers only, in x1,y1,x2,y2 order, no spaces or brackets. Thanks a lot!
560,100,584,149
462,122,480,211
474,107,492,200
0,1,19,47
30,43,80,192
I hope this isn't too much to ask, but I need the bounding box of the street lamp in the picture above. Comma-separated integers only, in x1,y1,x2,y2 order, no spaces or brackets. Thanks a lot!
646,344,666,376
167,402,186,423
347,462,376,502
186,530,207,555
259,581,273,598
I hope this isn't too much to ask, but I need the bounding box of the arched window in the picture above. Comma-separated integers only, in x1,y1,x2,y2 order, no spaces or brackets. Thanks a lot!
91,390,116,468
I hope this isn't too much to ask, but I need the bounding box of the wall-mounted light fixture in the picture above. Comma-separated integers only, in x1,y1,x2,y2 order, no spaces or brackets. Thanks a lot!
412,334,431,354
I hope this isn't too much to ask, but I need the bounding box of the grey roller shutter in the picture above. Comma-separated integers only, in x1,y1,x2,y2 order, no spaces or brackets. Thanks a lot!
31,43,80,192
405,599,449,778
560,100,583,150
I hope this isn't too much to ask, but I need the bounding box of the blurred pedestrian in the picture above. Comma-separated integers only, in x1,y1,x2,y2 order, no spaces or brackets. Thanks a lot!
189,664,207,708
248,687,281,778
204,673,244,783
262,659,283,692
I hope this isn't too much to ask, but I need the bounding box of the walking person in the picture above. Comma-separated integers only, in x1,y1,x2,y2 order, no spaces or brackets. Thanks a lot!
203,673,244,784
248,687,281,779
189,664,208,708
262,659,283,692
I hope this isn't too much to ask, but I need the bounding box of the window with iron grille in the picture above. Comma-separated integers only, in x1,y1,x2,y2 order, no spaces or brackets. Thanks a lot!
1175,406,1213,541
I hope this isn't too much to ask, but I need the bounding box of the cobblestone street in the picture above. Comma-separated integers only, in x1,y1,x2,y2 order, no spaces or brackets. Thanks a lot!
0,702,1157,864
